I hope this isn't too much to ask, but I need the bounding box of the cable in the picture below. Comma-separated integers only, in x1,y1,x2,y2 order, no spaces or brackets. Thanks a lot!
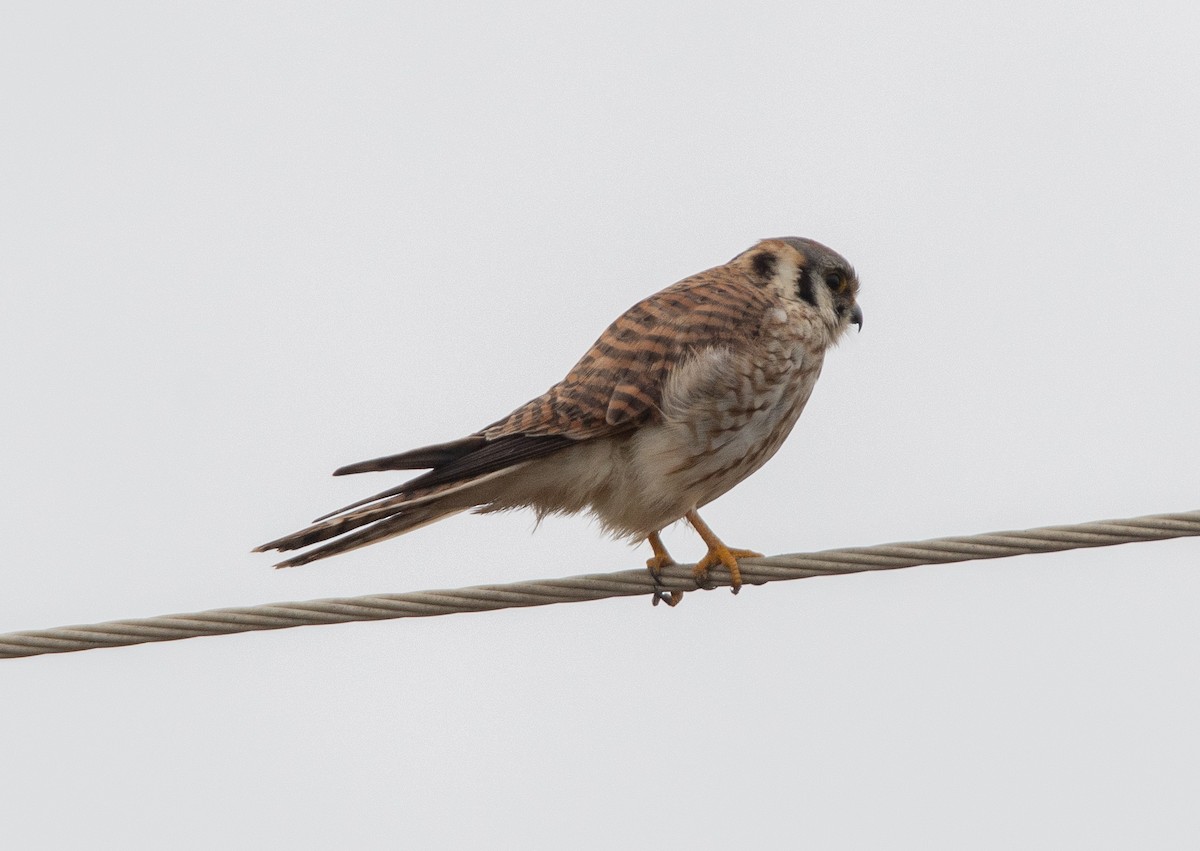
2,509,1197,659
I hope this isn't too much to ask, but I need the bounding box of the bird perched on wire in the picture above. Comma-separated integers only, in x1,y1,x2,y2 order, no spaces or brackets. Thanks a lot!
256,237,862,605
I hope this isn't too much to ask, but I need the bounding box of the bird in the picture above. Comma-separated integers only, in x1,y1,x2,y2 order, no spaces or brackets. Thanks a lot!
255,237,862,605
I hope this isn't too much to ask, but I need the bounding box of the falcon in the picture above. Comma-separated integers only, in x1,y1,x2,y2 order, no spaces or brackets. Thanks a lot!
256,237,862,605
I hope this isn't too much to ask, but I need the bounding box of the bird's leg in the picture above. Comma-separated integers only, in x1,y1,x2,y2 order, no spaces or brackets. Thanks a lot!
685,509,761,595
645,531,684,607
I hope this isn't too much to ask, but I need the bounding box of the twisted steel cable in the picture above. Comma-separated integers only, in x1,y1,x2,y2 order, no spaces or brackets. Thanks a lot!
3,509,1197,659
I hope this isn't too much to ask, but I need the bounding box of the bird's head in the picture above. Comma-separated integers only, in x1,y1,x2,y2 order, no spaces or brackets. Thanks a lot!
741,236,862,340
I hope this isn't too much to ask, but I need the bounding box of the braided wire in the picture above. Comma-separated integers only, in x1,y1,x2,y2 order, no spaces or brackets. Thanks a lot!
3,509,1197,659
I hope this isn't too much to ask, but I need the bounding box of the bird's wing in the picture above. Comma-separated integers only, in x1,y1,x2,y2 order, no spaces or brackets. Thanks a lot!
255,265,774,565
483,267,774,441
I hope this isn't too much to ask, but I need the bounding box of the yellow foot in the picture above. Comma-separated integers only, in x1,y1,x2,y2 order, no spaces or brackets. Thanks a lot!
646,531,684,607
692,545,762,594
685,509,760,595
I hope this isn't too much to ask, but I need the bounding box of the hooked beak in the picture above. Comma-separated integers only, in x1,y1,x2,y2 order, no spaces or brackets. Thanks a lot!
849,303,863,331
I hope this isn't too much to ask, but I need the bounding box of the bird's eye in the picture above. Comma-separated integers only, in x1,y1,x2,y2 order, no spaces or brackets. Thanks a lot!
824,273,842,292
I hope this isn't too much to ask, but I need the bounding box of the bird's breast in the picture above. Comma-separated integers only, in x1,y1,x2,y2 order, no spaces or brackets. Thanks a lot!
621,337,824,527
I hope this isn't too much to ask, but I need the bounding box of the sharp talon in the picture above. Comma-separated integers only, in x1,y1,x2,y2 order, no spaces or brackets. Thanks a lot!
683,509,760,597
649,570,684,607
651,589,683,607
645,531,684,608
691,544,753,590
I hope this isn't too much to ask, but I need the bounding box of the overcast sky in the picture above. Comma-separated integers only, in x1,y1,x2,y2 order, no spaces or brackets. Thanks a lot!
4,2,1200,848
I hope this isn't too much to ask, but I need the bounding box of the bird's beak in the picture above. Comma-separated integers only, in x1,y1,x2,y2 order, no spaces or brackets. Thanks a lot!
849,303,863,331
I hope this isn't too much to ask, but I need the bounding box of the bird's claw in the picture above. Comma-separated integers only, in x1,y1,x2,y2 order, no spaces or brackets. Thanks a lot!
651,588,683,607
647,555,683,607
694,546,761,595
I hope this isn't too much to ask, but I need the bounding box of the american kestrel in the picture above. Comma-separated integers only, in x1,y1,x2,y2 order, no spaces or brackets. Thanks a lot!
256,237,862,605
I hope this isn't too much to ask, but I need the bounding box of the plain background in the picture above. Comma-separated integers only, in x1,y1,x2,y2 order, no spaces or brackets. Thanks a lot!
3,2,1199,848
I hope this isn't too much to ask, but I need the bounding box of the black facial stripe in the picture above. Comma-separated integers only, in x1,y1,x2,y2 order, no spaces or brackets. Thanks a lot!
796,270,817,307
751,251,777,280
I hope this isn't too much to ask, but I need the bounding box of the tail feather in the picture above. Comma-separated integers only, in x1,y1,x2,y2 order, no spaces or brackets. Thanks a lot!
255,432,574,566
260,464,524,553
254,501,400,554
309,461,533,526
270,505,466,568
311,480,427,523
313,434,571,522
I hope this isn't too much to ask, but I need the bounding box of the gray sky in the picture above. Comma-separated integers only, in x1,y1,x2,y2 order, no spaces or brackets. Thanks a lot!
4,2,1200,848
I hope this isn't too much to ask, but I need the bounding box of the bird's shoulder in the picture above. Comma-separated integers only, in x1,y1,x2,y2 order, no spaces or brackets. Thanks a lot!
482,266,780,440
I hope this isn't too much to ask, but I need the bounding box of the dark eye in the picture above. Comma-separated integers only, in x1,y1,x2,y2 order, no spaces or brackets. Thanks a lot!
824,273,842,292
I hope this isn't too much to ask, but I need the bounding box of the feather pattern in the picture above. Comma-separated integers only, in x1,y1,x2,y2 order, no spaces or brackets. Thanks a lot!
482,266,778,439
255,237,862,576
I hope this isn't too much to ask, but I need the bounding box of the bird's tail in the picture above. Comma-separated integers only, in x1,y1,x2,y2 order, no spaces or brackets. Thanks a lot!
254,502,468,568
254,432,573,567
